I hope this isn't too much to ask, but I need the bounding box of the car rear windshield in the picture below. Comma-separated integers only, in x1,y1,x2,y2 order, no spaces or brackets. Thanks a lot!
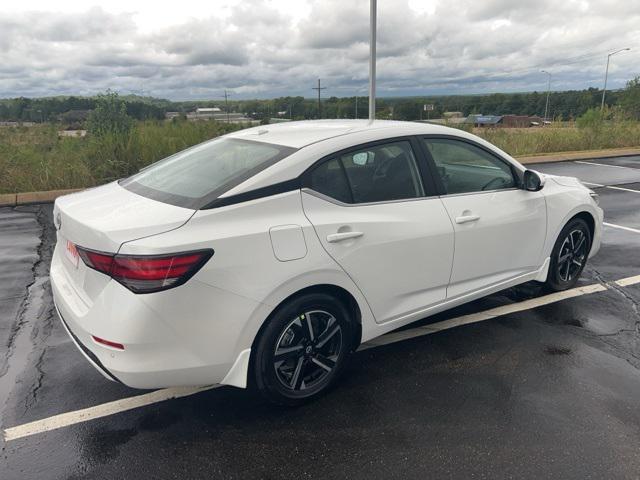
120,137,297,209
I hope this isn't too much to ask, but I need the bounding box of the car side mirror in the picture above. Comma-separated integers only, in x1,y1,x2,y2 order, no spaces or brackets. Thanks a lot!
523,170,545,192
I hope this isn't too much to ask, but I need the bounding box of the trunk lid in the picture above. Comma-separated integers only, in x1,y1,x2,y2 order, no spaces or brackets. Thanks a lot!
54,181,195,253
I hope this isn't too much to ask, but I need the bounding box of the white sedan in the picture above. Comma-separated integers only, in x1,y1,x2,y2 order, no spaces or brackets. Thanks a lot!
51,120,603,405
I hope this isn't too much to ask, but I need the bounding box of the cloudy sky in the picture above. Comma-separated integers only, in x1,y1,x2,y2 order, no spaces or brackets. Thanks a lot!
1,0,639,100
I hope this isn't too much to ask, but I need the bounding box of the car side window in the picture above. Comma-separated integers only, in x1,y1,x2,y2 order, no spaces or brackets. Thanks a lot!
308,141,425,204
422,138,516,195
308,158,352,203
340,141,424,203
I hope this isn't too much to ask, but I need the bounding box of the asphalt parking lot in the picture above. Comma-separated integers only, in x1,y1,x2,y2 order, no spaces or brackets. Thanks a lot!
2,156,640,479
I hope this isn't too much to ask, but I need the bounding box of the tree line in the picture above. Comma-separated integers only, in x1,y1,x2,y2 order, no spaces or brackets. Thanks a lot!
1,77,638,124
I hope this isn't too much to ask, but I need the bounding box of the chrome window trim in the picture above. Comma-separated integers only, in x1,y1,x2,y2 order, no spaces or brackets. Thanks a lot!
436,187,522,199
301,187,440,207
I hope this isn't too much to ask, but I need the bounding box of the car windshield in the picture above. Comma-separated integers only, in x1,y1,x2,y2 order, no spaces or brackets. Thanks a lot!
120,137,296,209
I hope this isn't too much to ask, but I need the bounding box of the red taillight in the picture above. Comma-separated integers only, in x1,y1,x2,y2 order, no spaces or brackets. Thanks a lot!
76,247,213,294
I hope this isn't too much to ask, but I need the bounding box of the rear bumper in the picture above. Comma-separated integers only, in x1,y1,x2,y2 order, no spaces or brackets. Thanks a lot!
55,305,121,383
50,242,262,389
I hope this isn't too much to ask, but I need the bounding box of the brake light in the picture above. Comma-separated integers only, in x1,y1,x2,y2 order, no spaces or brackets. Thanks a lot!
76,247,213,293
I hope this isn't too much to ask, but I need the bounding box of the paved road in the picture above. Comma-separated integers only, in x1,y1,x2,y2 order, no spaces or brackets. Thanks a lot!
1,157,640,479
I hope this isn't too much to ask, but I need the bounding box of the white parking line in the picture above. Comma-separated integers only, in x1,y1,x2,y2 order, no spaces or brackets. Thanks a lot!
575,160,636,170
358,283,606,349
614,274,640,287
582,182,605,187
606,185,640,194
604,222,640,234
0,275,633,443
3,386,217,442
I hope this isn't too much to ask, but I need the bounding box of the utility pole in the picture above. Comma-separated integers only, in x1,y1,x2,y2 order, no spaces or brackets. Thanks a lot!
312,79,326,118
601,47,631,111
541,70,551,124
223,90,231,123
368,0,377,123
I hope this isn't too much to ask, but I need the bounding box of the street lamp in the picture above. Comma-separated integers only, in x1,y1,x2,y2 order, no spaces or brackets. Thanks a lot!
541,70,551,124
601,47,631,111
354,85,368,119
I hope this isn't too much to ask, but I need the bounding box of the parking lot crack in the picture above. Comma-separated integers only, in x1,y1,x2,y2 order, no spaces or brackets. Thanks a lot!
0,208,45,379
590,267,640,335
0,206,54,425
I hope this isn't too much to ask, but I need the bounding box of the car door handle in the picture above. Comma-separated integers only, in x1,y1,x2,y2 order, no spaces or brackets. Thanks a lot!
326,231,364,243
455,214,480,224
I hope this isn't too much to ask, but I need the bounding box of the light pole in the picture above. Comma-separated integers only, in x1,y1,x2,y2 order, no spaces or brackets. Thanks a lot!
368,0,376,123
601,47,631,111
541,70,551,124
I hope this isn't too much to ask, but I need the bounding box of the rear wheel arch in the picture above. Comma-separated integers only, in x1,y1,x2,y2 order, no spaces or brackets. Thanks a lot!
248,285,362,403
252,284,362,354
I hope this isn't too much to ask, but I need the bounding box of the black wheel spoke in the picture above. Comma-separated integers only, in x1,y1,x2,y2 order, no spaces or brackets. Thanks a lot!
573,235,585,254
311,354,336,372
303,312,315,341
559,252,572,265
289,356,306,390
274,345,304,361
564,259,571,280
316,324,340,349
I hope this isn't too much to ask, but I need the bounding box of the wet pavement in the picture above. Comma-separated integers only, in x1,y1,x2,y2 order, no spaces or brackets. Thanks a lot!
1,156,640,479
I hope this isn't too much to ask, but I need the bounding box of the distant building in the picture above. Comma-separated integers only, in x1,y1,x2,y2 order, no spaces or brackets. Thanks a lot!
501,115,543,128
466,114,503,127
194,107,222,118
466,114,542,128
186,109,258,124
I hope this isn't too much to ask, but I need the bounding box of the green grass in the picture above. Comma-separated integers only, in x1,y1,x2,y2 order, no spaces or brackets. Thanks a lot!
473,122,640,157
2,119,640,194
0,120,242,194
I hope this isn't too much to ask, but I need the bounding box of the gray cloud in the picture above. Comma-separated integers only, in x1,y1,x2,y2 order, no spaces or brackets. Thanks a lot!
0,0,638,100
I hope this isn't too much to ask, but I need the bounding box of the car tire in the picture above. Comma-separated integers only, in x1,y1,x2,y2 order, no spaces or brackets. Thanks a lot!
253,292,353,406
545,217,592,292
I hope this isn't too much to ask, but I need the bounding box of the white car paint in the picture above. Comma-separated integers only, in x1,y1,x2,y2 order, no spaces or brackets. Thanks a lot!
440,188,547,298
50,120,603,390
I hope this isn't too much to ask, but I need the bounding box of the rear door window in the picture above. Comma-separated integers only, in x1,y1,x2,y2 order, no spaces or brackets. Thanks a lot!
307,140,425,204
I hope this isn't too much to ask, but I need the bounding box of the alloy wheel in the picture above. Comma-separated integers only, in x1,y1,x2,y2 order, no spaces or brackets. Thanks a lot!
273,310,343,391
557,228,588,282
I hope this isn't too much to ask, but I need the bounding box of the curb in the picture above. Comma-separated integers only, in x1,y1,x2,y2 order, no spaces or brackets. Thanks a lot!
516,147,640,164
0,189,82,208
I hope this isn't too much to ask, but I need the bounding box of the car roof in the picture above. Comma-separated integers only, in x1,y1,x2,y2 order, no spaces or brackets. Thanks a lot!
226,119,461,149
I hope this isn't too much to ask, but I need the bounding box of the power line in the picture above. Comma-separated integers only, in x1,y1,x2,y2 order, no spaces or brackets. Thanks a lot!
312,79,327,118
223,90,231,123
